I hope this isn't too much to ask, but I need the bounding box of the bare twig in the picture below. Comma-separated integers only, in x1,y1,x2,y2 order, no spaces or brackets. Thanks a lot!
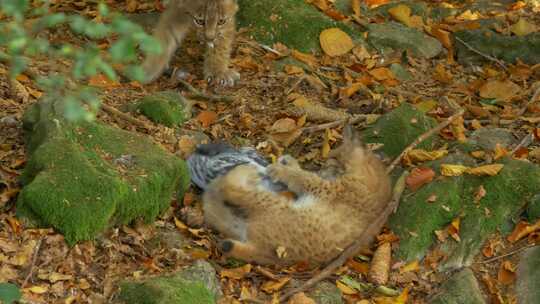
301,115,367,133
386,107,465,173
475,244,536,264
511,87,540,154
254,265,281,281
516,86,540,116
21,238,43,288
454,36,508,71
286,75,307,95
176,79,234,103
278,171,409,302
100,103,152,129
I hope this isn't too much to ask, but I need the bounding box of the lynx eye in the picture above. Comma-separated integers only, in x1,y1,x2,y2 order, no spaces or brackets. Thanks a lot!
194,18,204,26
218,18,227,26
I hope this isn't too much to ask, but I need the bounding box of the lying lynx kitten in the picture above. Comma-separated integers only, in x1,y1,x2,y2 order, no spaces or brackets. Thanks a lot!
142,0,239,86
203,126,393,266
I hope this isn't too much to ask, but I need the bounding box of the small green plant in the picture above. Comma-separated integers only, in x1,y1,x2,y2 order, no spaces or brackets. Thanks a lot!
0,0,160,121
0,283,21,304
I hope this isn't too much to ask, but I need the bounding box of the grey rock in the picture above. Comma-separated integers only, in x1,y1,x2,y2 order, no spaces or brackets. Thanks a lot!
517,246,540,304
430,268,486,304
469,128,516,151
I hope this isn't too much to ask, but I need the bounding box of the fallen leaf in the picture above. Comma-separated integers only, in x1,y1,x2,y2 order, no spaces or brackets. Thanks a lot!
369,67,395,81
220,264,252,280
510,18,537,36
319,28,354,57
479,80,521,102
433,63,453,84
88,74,120,88
466,164,504,176
261,277,291,293
24,285,49,294
406,149,448,163
448,217,461,242
440,164,469,176
497,261,516,285
474,185,486,204
388,4,412,27
288,292,316,304
450,115,467,142
335,280,358,295
507,219,540,243
321,129,331,158
399,260,419,273
196,111,218,128
346,259,369,274
291,50,319,68
405,167,435,191
493,143,508,160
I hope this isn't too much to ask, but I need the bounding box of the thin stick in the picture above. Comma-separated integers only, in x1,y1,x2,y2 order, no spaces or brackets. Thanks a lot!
301,115,367,133
254,265,281,281
511,87,540,154
516,86,540,116
21,238,43,288
454,36,508,71
100,103,152,129
278,171,409,303
176,79,234,103
286,75,306,95
386,108,465,174
475,244,536,264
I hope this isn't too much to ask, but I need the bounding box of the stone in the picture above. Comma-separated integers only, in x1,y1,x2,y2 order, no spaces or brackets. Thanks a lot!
117,260,221,304
469,127,516,151
307,281,343,304
527,194,540,222
135,91,192,127
430,268,486,304
17,98,189,244
516,246,540,304
367,22,443,59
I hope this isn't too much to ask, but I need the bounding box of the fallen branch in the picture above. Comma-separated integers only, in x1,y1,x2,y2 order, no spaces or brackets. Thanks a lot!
476,244,536,264
278,171,409,302
454,36,508,71
100,103,152,129
301,115,367,133
176,79,234,103
386,107,465,173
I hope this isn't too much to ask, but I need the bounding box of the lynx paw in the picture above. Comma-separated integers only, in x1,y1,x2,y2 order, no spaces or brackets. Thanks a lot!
205,68,240,87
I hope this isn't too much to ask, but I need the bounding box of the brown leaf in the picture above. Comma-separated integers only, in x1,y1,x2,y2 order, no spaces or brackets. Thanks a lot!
399,260,419,273
448,217,461,242
466,164,504,176
261,277,291,293
368,67,395,81
335,280,357,295
288,292,316,304
291,50,318,68
269,118,298,133
406,167,435,191
220,264,252,280
88,74,120,88
346,259,369,274
474,185,486,204
196,111,218,128
497,261,516,285
369,242,391,285
479,80,521,102
433,63,453,84
510,18,537,36
440,164,469,176
493,143,508,160
406,149,448,163
507,219,540,243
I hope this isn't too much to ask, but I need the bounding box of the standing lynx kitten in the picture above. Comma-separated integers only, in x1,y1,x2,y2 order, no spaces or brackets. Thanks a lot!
142,0,239,86
202,126,392,266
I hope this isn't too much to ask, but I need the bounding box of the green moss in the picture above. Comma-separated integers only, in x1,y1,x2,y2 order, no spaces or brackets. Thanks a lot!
119,277,214,304
237,0,364,53
362,103,438,158
527,194,540,222
390,177,464,261
17,100,189,245
136,91,189,127
430,268,485,304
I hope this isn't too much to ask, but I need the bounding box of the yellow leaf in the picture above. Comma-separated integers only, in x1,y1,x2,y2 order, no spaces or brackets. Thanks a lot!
220,264,252,280
336,280,358,295
25,285,49,294
510,18,537,36
406,149,448,163
288,292,316,304
388,4,412,27
174,216,188,230
400,260,419,273
319,28,354,57
440,164,469,176
466,164,504,176
261,277,291,293
369,67,395,81
321,129,331,158
414,99,437,113
493,143,508,160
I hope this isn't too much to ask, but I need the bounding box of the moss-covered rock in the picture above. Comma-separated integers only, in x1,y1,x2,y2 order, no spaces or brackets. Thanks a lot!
362,103,438,158
17,98,189,244
307,281,343,304
527,194,540,222
118,261,221,304
390,177,464,261
516,246,540,304
367,22,443,58
442,159,540,269
455,29,540,65
135,91,191,127
430,268,486,304
237,0,364,53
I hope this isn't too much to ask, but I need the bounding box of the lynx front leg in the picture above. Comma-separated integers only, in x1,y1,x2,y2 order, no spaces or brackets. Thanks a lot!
267,163,333,197
219,239,273,264
142,17,190,84
204,23,239,87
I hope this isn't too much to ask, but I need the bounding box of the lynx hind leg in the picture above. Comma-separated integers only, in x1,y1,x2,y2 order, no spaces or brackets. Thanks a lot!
219,239,274,264
202,184,247,241
267,163,330,196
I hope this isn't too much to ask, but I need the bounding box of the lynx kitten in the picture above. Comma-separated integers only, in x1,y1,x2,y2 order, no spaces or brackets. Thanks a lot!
142,0,239,86
202,126,393,266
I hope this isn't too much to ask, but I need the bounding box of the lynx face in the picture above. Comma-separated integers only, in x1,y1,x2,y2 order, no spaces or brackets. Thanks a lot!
187,0,238,48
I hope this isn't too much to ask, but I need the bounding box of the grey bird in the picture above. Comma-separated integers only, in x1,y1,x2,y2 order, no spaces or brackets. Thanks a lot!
186,142,288,192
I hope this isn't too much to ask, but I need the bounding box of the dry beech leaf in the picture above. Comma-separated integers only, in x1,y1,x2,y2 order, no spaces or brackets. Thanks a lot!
507,219,540,243
291,50,319,68
448,217,461,242
497,261,516,285
450,115,467,142
510,18,537,36
482,238,498,258
474,185,487,204
406,167,435,191
319,28,354,57
400,260,419,273
351,0,361,17
466,164,504,176
369,242,391,285
335,280,358,295
196,111,218,128
388,4,412,26
479,80,521,102
261,277,291,293
288,292,316,304
346,259,369,274
88,74,120,88
440,164,469,176
368,67,395,81
407,149,448,163
220,264,252,280
493,143,508,160
284,65,304,75
433,63,453,84
269,118,298,133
